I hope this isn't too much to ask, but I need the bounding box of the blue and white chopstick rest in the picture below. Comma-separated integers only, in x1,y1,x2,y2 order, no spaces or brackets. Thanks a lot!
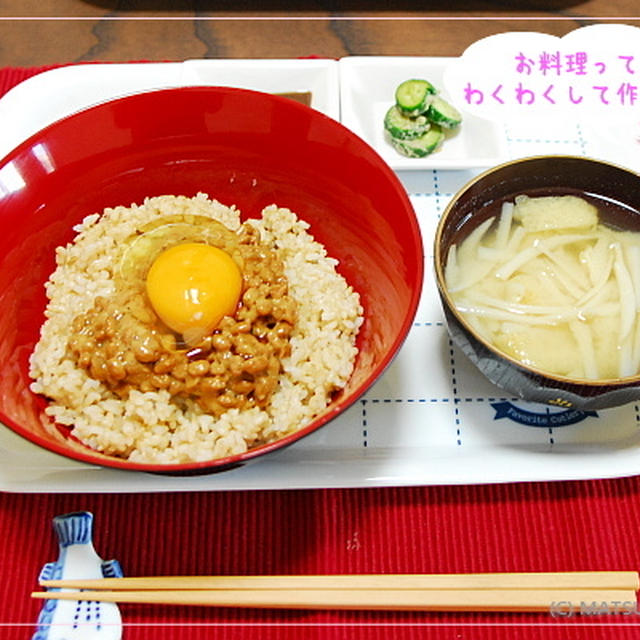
32,511,123,640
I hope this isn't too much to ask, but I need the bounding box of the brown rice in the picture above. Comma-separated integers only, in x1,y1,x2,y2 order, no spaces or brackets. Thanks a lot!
28,194,363,464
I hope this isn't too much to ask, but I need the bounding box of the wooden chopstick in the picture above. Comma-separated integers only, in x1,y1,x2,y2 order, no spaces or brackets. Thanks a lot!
32,572,639,613
38,571,640,591
31,587,638,612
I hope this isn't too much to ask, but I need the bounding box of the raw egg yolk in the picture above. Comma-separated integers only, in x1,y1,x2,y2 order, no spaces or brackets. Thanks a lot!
145,242,242,343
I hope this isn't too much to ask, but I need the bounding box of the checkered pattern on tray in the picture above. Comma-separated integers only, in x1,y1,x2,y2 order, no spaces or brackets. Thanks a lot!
300,120,640,461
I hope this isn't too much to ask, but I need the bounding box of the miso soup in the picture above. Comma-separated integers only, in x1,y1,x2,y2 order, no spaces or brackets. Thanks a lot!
445,192,640,380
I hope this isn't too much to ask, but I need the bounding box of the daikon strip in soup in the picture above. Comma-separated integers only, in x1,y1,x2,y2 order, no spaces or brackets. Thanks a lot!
445,193,640,381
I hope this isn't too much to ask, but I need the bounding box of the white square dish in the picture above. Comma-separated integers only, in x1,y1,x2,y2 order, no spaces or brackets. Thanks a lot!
181,58,339,120
339,56,509,171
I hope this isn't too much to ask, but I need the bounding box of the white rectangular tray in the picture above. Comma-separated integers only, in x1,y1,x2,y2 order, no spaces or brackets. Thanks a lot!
1,59,639,493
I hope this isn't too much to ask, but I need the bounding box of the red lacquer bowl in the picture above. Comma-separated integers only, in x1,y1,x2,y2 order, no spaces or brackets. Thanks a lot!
0,86,423,474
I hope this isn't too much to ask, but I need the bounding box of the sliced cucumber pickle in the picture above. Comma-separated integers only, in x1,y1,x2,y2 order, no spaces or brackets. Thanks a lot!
426,95,463,129
395,79,437,116
385,78,462,159
384,105,430,140
391,125,445,158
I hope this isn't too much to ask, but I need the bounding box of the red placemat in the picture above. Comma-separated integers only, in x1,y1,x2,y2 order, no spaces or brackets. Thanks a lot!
3,484,640,638
0,64,639,639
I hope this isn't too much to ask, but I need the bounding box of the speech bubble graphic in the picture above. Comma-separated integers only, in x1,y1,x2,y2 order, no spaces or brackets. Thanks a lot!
443,24,640,122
